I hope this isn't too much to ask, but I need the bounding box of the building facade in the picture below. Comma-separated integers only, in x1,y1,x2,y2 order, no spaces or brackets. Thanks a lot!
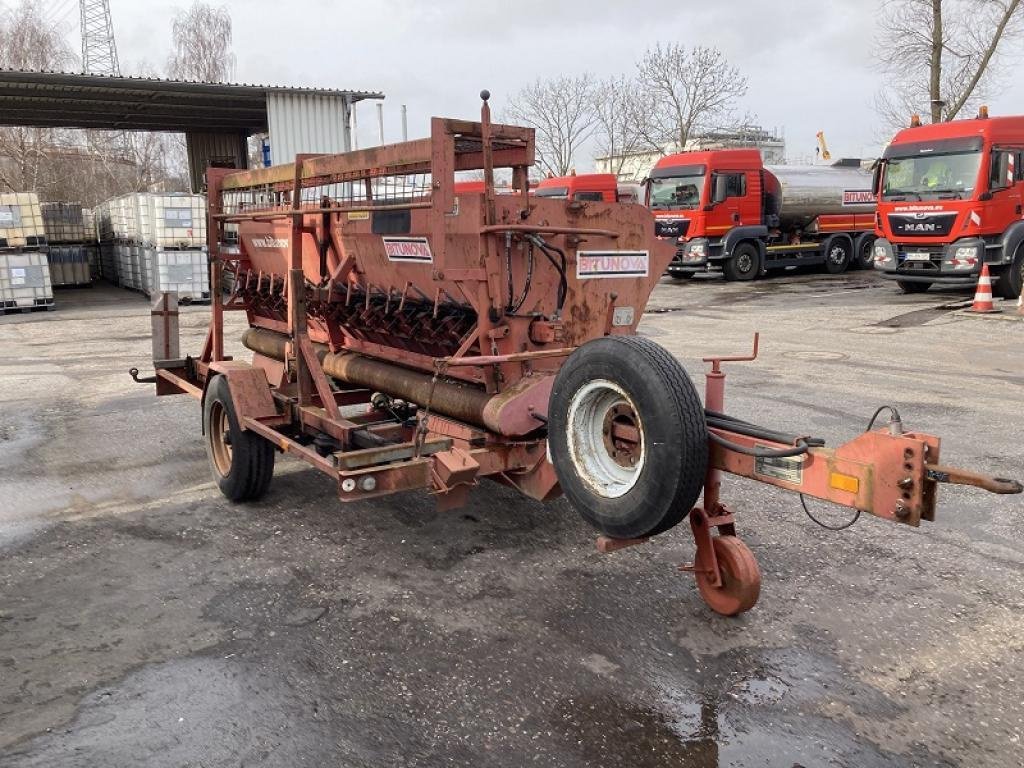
595,125,786,182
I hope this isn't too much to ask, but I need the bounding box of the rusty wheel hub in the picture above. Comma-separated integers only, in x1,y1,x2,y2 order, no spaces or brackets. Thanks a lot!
208,401,233,478
602,403,641,468
566,380,646,499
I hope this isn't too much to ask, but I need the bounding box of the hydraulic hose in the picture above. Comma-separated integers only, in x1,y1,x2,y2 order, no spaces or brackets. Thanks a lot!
704,408,825,454
707,431,814,458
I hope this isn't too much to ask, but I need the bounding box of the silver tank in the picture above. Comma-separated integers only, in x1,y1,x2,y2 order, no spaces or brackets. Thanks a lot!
763,163,875,230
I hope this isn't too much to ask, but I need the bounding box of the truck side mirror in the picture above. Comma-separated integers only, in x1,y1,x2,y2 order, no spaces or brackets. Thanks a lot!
712,175,729,205
871,162,883,196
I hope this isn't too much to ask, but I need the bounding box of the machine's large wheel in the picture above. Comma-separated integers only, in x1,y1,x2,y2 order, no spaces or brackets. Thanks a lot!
695,536,761,616
723,242,760,281
548,336,708,539
204,375,275,502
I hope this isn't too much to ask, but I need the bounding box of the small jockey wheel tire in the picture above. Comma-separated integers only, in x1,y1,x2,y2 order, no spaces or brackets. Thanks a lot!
204,375,275,502
695,535,761,616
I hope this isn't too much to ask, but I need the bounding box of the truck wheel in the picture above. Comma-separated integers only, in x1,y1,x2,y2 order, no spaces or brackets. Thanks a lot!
854,234,876,270
823,236,852,274
204,375,275,502
723,242,760,281
898,281,931,294
548,336,708,539
994,248,1024,300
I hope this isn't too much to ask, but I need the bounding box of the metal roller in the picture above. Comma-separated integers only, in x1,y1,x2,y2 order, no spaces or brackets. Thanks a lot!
242,327,495,429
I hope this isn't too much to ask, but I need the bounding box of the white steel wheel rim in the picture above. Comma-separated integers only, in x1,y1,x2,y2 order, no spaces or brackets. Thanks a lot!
565,379,645,499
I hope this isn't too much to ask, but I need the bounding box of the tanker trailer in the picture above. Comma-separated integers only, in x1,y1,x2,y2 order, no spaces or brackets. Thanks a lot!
649,151,878,281
133,93,1020,617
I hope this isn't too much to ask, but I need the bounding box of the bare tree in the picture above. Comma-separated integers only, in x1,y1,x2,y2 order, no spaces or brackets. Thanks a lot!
0,1,75,192
167,2,236,82
875,0,1024,128
633,43,748,154
505,75,597,177
593,75,644,178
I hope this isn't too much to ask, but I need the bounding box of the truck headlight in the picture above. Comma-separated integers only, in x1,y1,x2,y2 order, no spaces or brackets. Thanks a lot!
682,240,707,263
945,241,980,270
873,240,894,267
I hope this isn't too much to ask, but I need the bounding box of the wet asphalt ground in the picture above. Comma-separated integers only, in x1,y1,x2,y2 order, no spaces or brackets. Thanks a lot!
1,269,1022,767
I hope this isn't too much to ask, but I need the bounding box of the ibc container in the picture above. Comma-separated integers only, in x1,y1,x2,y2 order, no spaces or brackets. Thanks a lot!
116,244,133,289
0,192,46,248
0,250,54,310
144,247,209,301
128,245,143,290
41,202,89,244
48,245,91,286
147,194,206,247
82,208,96,242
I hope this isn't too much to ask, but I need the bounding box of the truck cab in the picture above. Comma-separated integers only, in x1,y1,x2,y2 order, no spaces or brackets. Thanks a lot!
646,149,876,281
534,173,620,202
872,112,1024,299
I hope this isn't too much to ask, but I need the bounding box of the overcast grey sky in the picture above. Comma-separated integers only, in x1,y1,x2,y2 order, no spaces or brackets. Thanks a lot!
43,0,1024,163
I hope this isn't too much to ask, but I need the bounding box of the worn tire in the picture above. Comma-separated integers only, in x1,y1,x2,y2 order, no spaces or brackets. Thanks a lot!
548,336,708,539
723,242,760,281
822,236,852,274
853,233,876,270
204,375,275,502
897,280,931,294
994,247,1024,300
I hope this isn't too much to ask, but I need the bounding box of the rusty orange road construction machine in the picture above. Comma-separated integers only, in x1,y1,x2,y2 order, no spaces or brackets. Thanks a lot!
134,94,1021,616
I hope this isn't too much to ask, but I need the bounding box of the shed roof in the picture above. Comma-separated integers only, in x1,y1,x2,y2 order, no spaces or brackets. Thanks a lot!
0,69,383,133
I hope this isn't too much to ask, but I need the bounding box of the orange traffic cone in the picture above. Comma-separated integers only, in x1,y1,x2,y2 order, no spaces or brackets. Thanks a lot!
968,264,1001,313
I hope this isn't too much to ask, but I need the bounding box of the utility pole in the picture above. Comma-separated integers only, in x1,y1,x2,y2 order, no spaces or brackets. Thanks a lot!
79,0,120,76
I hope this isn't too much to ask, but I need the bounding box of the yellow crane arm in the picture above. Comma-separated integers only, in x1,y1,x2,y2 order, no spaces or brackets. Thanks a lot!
816,131,831,161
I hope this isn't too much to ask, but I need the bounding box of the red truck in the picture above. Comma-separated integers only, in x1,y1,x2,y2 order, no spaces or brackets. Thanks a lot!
872,110,1024,299
533,173,639,203
645,149,877,281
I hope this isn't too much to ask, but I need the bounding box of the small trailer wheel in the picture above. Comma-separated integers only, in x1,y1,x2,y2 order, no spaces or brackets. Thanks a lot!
695,536,761,616
204,375,275,502
548,336,708,539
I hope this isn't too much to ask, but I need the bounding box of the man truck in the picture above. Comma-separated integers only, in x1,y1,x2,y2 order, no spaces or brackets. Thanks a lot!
872,109,1024,299
645,149,877,281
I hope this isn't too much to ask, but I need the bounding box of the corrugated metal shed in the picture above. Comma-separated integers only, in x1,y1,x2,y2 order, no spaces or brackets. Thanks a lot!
0,69,384,190
0,69,382,132
267,91,353,164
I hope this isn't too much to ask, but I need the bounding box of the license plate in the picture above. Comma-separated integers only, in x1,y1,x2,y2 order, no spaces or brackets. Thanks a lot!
905,252,931,261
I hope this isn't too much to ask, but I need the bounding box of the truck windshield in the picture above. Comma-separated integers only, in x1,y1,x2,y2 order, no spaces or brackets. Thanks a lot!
534,186,568,199
649,175,705,210
883,151,982,200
